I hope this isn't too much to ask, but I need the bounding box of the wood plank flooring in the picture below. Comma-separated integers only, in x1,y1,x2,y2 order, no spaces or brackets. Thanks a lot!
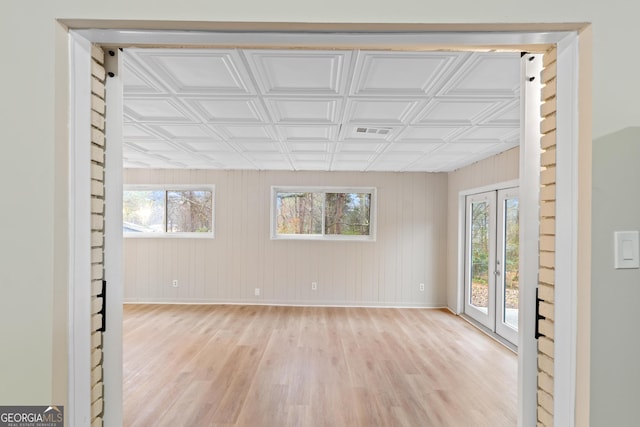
123,305,517,426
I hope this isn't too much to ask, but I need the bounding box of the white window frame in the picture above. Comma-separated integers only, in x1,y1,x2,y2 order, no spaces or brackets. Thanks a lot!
271,186,377,241
123,184,215,238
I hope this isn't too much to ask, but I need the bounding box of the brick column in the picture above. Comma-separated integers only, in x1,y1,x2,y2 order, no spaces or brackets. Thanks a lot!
89,44,106,427
537,47,557,427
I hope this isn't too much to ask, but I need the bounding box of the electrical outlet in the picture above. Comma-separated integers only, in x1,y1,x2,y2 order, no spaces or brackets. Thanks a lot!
172,279,179,288
311,281,317,290
419,283,425,292
255,288,261,296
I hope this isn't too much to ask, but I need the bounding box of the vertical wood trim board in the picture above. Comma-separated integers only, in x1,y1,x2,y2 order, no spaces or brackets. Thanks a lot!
537,46,558,427
123,170,449,307
89,45,106,427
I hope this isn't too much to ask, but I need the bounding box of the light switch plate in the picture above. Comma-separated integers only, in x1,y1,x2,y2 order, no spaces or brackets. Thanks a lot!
614,231,640,269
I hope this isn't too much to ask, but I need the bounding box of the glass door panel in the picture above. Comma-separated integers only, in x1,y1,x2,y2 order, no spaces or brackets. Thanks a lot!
464,191,496,329
470,200,490,313
496,188,519,345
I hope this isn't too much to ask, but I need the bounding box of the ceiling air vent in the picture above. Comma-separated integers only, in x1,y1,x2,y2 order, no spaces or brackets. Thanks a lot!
355,127,392,137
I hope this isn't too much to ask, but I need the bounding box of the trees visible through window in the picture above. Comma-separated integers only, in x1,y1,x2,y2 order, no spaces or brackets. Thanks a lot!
273,187,375,240
123,186,214,236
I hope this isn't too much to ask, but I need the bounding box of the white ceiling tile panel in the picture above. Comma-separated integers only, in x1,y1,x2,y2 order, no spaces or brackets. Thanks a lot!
332,152,377,162
122,55,168,95
287,142,331,152
129,141,182,152
484,100,520,125
123,123,158,139
414,99,500,125
277,125,339,141
266,98,341,124
124,98,195,123
351,51,462,96
244,50,351,95
186,98,267,123
246,152,288,161
337,142,387,154
397,126,459,141
438,142,501,154
183,141,232,152
455,126,520,142
291,153,330,162
346,99,422,125
121,48,521,172
131,49,255,95
218,126,277,141
387,142,444,153
439,52,521,97
455,54,521,92
153,152,198,161
150,124,219,140
374,152,422,163
236,142,281,152
122,149,153,161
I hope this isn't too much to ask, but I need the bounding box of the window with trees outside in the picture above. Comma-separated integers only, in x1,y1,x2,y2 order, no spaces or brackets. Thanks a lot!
271,187,376,241
123,185,214,237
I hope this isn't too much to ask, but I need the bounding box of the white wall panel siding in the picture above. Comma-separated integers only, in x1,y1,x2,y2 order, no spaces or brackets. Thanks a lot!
124,169,447,306
446,146,520,310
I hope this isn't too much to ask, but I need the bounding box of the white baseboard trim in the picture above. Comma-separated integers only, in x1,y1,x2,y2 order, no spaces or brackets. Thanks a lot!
123,299,447,309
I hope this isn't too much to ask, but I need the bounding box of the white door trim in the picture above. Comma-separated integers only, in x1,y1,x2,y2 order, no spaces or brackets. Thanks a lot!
66,26,582,427
554,31,580,427
518,52,543,427
68,30,93,427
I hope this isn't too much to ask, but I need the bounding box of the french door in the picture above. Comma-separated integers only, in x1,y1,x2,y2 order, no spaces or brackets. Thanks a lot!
464,187,519,346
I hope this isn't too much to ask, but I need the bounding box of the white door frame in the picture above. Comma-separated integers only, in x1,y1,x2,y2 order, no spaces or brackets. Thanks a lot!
463,189,498,329
68,27,581,427
462,185,520,346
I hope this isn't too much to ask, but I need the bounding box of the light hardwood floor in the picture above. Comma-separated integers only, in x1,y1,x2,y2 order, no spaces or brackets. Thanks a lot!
123,305,516,426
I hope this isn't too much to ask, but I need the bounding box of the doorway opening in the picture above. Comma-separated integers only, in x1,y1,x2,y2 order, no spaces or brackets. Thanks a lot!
464,185,519,347
66,24,587,427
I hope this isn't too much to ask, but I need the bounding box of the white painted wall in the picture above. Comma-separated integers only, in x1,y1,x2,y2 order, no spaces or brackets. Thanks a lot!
590,128,640,425
123,169,448,306
446,147,520,310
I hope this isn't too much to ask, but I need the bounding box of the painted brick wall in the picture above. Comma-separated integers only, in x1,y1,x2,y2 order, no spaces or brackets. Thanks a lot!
537,47,557,427
90,44,106,427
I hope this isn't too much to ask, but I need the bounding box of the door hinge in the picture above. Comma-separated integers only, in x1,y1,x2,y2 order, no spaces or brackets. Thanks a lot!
98,279,107,332
535,288,545,339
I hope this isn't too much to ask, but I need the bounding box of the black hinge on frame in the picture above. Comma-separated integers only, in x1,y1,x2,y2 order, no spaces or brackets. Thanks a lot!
98,279,106,332
535,288,545,339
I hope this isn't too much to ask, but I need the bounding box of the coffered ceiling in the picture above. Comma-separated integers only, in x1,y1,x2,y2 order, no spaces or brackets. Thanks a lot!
122,48,521,172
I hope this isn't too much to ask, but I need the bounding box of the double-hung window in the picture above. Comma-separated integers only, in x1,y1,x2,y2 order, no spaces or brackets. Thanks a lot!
123,185,214,238
271,186,376,241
